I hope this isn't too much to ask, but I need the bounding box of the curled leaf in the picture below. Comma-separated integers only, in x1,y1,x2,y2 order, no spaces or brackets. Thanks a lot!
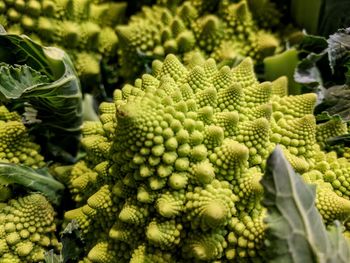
262,146,350,263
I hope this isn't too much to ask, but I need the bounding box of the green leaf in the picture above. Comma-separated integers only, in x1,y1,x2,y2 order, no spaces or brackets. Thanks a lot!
60,220,84,262
326,134,350,147
318,0,350,37
327,221,350,261
291,0,322,35
327,28,350,74
294,34,327,89
261,145,350,263
0,64,50,98
0,32,83,162
44,250,62,263
314,85,350,121
294,52,324,88
291,0,350,36
0,162,64,205
44,221,85,263
299,34,328,53
294,29,350,119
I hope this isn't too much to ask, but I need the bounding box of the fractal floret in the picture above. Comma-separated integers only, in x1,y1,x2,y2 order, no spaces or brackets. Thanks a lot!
116,0,287,80
0,0,126,85
0,105,45,169
0,193,60,262
61,55,350,262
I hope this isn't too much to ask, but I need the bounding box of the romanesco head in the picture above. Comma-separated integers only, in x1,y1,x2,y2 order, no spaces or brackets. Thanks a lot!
116,0,283,80
64,54,350,262
0,105,45,169
0,193,60,262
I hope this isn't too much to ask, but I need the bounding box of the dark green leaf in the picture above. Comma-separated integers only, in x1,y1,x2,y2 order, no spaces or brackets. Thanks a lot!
0,64,50,99
0,162,64,205
326,134,350,147
290,0,322,35
299,34,328,53
294,52,324,88
294,28,350,119
0,32,82,162
314,85,350,121
318,0,350,37
327,28,350,73
315,111,342,122
261,146,350,263
44,221,84,263
60,220,84,263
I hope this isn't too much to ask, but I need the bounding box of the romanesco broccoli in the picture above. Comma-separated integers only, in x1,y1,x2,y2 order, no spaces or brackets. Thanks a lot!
58,55,350,262
0,105,45,169
0,193,60,262
116,0,288,80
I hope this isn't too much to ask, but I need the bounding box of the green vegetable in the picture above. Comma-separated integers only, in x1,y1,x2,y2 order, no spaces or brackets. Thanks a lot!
0,30,82,162
262,145,350,262
293,27,350,157
0,193,60,262
116,0,285,80
0,0,127,89
0,105,45,169
58,55,350,262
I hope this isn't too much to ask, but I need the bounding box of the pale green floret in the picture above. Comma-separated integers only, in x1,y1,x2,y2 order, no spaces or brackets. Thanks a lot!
0,194,59,262
115,0,282,80
316,118,348,149
0,106,45,169
63,54,350,262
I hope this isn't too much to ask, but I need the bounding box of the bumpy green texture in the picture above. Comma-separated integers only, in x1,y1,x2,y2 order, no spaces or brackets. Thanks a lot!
62,55,350,262
0,0,126,85
116,0,284,80
0,105,45,169
0,193,60,262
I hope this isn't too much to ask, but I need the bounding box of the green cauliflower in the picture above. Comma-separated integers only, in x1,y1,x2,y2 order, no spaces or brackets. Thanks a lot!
0,0,126,87
0,105,45,169
0,193,60,262
116,0,289,80
59,55,350,262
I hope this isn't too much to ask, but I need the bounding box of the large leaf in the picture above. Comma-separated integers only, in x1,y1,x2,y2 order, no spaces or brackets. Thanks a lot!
294,28,350,119
0,162,64,205
318,0,350,37
0,64,50,98
294,34,327,90
290,0,350,36
290,0,322,35
314,85,350,121
0,30,82,162
261,146,350,263
327,221,350,261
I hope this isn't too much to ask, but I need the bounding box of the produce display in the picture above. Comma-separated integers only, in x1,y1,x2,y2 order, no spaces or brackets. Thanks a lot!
59,55,350,262
0,1,349,263
116,0,287,80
